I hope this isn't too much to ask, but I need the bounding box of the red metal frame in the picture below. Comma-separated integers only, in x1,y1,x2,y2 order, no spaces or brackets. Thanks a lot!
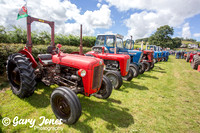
19,47,38,68
26,16,55,53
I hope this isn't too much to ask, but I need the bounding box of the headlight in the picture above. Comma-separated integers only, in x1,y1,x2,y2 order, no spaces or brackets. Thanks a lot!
99,60,103,65
78,69,86,77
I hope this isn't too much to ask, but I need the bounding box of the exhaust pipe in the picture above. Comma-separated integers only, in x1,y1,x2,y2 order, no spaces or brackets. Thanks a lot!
79,24,83,55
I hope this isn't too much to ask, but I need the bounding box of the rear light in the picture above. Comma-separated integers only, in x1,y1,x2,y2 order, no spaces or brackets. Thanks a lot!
78,69,86,77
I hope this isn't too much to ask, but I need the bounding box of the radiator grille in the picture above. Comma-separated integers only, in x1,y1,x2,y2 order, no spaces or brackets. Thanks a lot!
92,65,104,89
126,59,130,72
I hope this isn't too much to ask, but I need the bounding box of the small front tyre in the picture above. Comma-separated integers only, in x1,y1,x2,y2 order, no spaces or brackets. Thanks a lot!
50,86,82,125
105,71,123,90
130,64,139,77
139,63,145,74
143,61,150,71
122,68,134,81
94,76,112,99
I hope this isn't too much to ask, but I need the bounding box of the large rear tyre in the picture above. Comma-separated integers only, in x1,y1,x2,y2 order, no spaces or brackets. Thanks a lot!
105,71,123,90
50,86,82,125
122,68,134,81
130,64,139,77
191,55,200,70
6,53,36,98
94,76,112,99
143,62,150,71
139,63,145,74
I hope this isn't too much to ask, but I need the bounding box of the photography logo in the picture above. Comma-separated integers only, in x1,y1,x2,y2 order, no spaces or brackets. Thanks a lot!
2,117,11,126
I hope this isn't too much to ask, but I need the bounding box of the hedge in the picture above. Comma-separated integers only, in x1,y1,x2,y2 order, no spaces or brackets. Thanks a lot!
0,43,91,75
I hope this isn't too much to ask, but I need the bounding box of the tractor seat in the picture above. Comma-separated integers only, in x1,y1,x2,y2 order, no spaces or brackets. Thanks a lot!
38,54,54,65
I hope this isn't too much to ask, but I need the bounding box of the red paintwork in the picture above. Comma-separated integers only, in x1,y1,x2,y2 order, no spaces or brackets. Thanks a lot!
85,51,130,76
198,65,200,72
19,47,38,68
141,50,154,63
52,52,104,96
189,52,200,63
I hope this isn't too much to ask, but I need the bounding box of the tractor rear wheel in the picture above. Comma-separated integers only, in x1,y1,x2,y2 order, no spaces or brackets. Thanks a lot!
122,68,134,81
191,55,200,70
94,76,112,99
130,64,139,77
50,86,82,125
6,53,36,98
186,53,190,62
105,71,123,90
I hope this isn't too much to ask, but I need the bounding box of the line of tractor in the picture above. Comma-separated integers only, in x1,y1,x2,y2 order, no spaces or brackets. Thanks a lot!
175,50,200,71
6,16,170,124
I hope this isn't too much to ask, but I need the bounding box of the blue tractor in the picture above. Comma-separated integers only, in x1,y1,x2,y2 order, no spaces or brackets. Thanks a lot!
93,34,145,77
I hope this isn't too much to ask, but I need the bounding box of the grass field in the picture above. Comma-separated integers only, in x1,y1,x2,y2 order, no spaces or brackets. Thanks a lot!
0,56,200,132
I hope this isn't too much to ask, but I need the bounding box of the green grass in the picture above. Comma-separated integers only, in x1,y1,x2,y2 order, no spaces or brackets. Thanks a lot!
0,57,200,132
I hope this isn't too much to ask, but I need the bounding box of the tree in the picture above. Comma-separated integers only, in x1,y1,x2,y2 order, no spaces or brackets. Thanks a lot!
148,25,174,48
172,37,182,48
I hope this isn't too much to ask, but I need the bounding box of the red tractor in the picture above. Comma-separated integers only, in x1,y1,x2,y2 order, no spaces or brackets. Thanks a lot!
85,47,132,88
140,50,154,71
188,51,200,70
72,26,133,90
6,16,113,124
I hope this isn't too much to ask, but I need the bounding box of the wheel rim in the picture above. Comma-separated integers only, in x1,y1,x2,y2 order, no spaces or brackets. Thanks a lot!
10,66,21,90
55,96,71,118
107,74,118,88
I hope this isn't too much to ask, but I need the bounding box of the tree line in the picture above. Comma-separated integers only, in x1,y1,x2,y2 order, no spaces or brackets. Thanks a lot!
0,25,96,47
135,25,198,49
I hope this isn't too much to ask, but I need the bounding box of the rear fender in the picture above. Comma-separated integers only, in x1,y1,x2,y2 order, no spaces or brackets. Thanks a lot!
19,48,38,68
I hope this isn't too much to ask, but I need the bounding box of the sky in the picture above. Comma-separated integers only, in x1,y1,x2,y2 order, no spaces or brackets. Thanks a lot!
1,0,200,41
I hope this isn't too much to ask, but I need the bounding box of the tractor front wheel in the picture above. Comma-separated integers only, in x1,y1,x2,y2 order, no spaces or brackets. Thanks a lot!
143,62,150,71
130,64,139,77
122,68,134,81
139,63,145,74
94,76,112,99
6,53,36,98
153,58,156,63
50,86,82,125
150,62,154,69
105,71,123,90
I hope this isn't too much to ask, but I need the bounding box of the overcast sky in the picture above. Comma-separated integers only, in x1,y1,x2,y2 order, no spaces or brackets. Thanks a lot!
1,0,200,41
